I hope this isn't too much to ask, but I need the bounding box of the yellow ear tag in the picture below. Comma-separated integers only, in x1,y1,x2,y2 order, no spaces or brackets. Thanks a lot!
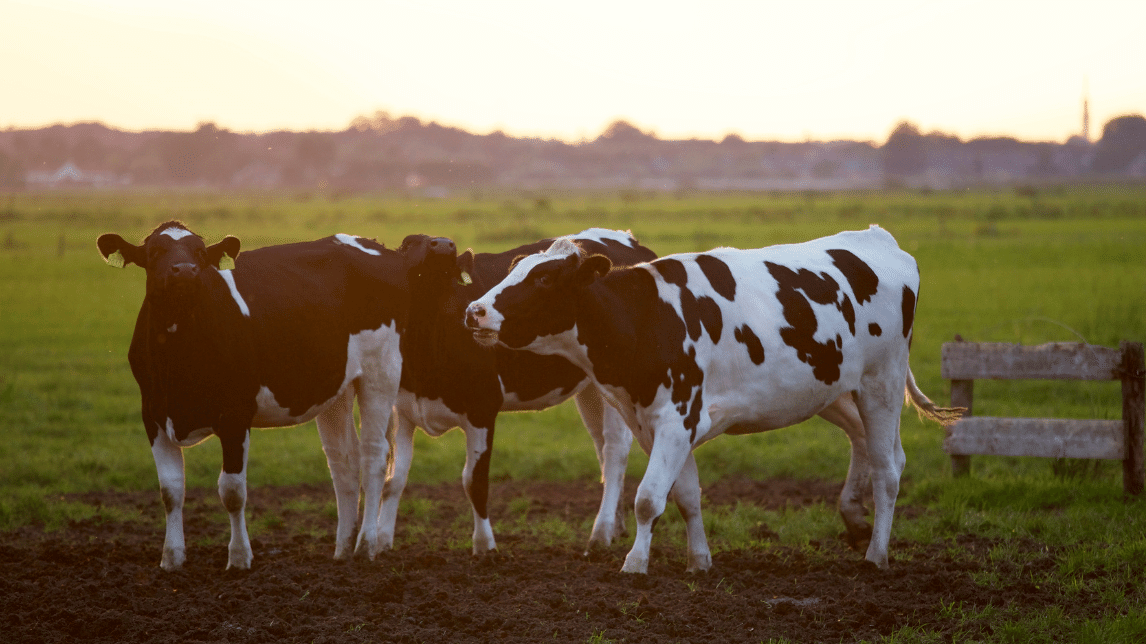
106,249,125,268
458,271,472,286
218,253,235,271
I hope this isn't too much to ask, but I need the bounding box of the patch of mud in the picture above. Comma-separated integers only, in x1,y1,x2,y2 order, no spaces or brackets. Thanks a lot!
0,479,1094,643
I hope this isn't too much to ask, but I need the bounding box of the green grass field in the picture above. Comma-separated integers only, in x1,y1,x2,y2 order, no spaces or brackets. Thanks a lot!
1,187,1144,641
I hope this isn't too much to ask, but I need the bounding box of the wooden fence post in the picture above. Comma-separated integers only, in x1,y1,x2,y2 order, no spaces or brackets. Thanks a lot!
949,378,973,477
948,334,973,477
1121,341,1145,496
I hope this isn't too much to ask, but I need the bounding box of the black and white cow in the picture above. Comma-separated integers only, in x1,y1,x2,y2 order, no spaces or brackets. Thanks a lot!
97,221,458,570
380,229,657,554
465,225,961,573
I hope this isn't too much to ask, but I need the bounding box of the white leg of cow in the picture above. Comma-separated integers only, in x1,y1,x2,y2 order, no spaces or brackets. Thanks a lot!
378,412,416,551
151,429,186,571
462,426,497,554
314,389,360,560
856,371,908,569
817,393,873,551
354,387,394,560
622,429,693,574
574,387,633,549
671,451,712,573
218,431,252,570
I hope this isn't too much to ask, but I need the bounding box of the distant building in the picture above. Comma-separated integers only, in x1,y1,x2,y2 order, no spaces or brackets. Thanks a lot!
26,161,128,188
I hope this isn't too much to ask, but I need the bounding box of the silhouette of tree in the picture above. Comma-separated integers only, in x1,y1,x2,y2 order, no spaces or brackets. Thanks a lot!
596,120,657,143
882,121,926,178
1091,114,1146,174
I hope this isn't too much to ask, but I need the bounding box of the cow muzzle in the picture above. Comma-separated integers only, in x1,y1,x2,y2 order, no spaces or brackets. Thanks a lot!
464,303,499,347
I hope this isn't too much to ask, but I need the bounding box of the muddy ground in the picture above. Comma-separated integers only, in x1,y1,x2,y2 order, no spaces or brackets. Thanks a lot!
0,478,1094,643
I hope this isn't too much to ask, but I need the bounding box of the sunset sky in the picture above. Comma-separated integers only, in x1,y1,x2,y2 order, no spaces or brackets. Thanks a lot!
3,0,1144,143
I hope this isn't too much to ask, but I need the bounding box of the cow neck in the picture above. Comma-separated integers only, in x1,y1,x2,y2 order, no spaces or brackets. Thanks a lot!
144,268,239,350
573,265,651,392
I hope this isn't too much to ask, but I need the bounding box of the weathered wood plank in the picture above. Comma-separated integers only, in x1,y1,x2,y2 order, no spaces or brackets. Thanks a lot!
1121,341,1145,495
944,417,1126,460
941,342,1122,381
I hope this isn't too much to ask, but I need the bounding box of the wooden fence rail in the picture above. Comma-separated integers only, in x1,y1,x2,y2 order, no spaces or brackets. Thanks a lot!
940,339,1144,495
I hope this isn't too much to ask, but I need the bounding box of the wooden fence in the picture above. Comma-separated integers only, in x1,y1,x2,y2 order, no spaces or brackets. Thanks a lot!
940,339,1144,495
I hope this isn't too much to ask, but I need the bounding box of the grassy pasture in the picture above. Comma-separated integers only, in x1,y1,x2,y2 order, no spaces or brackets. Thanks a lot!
1,187,1145,641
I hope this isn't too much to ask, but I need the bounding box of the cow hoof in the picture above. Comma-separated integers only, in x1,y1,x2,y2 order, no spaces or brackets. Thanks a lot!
685,553,712,573
620,557,649,574
160,548,185,572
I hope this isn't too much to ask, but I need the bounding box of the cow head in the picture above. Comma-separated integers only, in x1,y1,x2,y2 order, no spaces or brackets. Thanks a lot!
464,238,611,349
397,234,459,291
97,221,241,316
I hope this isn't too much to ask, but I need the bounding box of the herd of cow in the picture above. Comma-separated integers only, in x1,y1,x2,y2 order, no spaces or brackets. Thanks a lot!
96,221,961,575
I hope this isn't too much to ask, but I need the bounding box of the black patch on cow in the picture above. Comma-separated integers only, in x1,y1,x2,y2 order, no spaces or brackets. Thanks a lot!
652,258,688,288
468,431,494,518
827,248,879,305
697,296,723,344
678,284,703,342
695,254,736,301
868,322,882,336
765,261,844,385
901,285,916,339
734,324,765,365
840,293,856,336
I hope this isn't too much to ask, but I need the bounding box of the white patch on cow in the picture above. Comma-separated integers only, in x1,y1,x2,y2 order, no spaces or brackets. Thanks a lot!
164,417,214,447
571,227,637,248
217,269,251,317
160,227,194,240
167,323,177,333
334,233,381,256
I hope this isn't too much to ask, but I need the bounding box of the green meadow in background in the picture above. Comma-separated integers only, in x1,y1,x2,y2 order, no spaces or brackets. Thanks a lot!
0,186,1142,536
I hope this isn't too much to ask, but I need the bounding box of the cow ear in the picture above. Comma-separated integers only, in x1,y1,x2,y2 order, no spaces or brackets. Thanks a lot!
574,254,612,286
97,233,144,268
208,236,241,270
457,249,475,286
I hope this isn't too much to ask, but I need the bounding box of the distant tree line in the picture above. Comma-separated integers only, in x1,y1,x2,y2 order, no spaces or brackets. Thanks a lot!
1,111,1144,191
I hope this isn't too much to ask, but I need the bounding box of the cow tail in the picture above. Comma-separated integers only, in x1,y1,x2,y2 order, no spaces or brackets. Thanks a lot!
904,366,965,426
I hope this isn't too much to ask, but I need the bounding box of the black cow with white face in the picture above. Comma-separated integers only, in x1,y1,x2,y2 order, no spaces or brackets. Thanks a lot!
466,225,961,573
98,221,457,570
380,228,657,554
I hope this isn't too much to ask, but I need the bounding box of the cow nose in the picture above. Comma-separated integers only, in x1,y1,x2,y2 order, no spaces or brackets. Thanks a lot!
169,262,199,280
430,237,455,253
465,304,485,329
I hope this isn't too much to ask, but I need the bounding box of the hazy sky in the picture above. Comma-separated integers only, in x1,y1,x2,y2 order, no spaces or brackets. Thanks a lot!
4,0,1143,143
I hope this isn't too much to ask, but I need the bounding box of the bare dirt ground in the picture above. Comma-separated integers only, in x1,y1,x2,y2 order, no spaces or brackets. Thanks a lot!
0,478,1085,643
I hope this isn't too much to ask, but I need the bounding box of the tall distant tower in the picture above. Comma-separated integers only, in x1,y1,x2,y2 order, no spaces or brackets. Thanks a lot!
1082,81,1091,142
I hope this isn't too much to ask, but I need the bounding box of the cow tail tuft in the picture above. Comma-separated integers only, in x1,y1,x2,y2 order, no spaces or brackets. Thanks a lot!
904,367,965,427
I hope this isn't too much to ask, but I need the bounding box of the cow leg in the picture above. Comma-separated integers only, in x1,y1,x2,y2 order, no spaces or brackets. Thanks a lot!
217,429,252,570
462,425,497,554
314,388,360,560
855,369,908,569
353,382,394,560
622,429,693,574
817,393,873,552
670,451,712,573
574,386,632,550
378,411,416,551
151,428,187,571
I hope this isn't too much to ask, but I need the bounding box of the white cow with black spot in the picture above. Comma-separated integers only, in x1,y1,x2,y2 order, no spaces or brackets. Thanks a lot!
465,225,961,573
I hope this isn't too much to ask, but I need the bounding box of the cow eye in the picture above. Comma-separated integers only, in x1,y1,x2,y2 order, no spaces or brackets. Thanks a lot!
536,273,552,288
